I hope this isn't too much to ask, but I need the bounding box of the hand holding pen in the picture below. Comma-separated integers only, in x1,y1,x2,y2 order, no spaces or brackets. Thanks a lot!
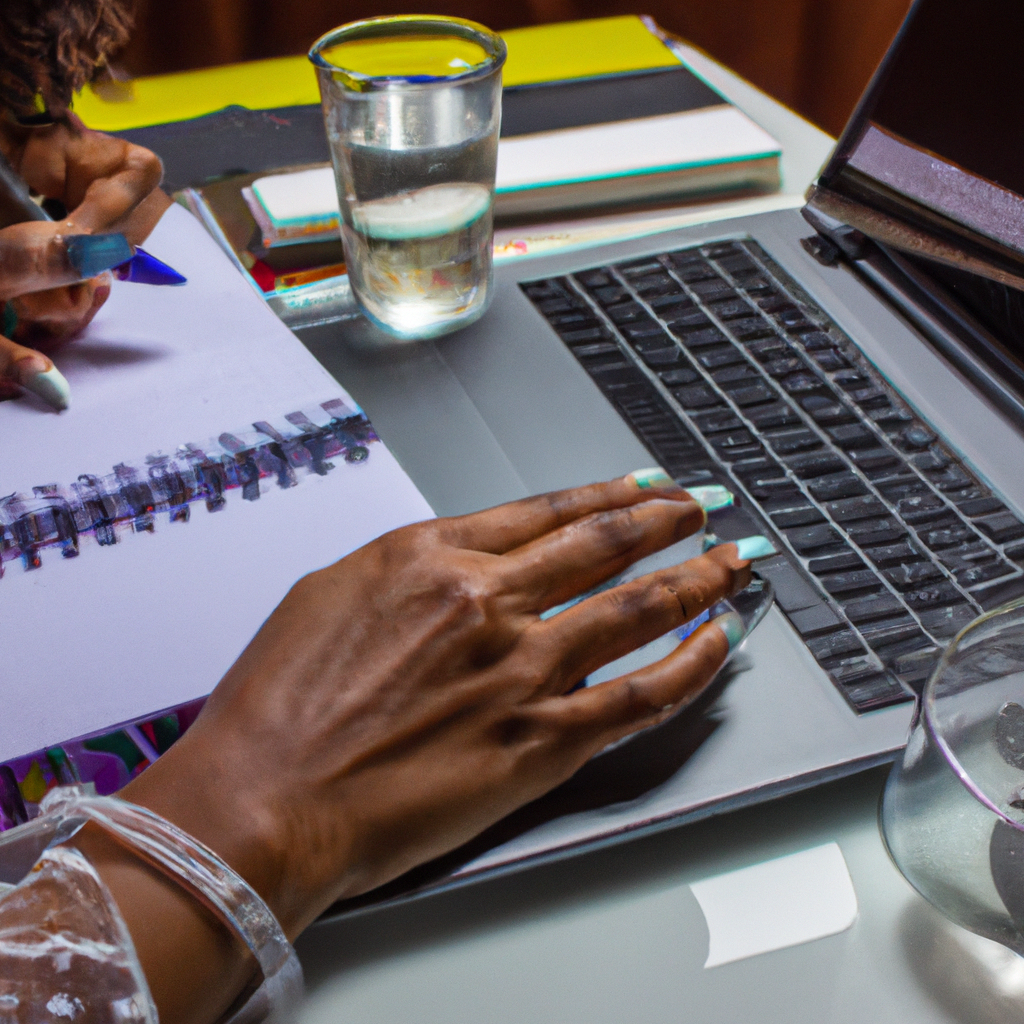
0,117,185,410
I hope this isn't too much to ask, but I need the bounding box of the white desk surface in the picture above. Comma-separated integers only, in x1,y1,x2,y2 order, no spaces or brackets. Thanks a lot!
293,46,1016,1024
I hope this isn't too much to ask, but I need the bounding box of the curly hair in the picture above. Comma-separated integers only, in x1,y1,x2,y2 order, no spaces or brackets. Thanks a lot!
0,0,134,119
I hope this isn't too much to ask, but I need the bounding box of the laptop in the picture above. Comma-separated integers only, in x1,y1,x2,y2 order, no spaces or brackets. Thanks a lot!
296,0,1024,913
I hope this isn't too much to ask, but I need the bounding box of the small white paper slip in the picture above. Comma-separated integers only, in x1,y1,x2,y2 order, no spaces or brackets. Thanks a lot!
689,842,858,968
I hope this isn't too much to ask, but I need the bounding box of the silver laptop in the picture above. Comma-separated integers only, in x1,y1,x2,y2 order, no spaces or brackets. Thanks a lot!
303,0,1024,913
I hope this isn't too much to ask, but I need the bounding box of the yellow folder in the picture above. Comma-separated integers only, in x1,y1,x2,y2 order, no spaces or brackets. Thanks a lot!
74,16,681,132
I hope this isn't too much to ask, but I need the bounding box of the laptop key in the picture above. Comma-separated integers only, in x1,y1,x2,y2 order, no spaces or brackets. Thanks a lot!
657,367,701,386
826,495,887,522
827,423,876,449
970,574,1024,611
672,384,721,409
844,517,907,547
783,451,847,479
785,523,844,554
801,395,856,425
919,603,977,638
864,538,925,567
744,402,801,429
842,673,910,712
808,473,868,501
691,409,743,433
902,581,963,610
789,604,844,636
884,561,945,590
955,559,1015,587
842,592,905,623
975,511,1024,544
727,382,778,406
811,349,851,372
920,522,978,549
848,447,900,472
819,570,882,596
763,428,821,455
808,551,866,575
771,506,826,529
806,630,867,662
860,617,924,650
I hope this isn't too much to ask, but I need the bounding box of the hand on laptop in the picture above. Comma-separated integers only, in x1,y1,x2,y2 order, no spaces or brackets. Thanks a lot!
83,473,761,1024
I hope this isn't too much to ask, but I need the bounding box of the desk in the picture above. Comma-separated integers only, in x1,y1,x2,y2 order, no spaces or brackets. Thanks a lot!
289,47,997,1024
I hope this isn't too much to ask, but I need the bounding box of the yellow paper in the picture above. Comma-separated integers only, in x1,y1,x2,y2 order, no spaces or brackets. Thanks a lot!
74,16,679,132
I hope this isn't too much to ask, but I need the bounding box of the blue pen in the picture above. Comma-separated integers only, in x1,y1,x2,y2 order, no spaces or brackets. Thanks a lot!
0,148,186,285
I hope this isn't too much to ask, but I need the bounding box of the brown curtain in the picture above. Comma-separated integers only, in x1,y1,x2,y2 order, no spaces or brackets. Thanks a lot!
120,0,913,136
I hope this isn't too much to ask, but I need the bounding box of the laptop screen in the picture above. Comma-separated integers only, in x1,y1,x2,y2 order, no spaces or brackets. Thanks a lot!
818,0,1024,388
822,0,1024,255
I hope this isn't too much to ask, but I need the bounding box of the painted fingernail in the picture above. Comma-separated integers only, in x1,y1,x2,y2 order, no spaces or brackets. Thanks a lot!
627,467,680,491
685,484,735,512
733,535,777,561
17,358,70,411
702,531,720,552
65,233,134,279
712,609,747,651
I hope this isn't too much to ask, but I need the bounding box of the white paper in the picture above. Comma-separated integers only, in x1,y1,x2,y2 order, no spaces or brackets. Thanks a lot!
690,842,858,968
0,204,434,761
495,106,780,192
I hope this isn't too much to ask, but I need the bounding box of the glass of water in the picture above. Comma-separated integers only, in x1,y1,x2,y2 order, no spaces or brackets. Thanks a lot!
309,16,506,340
882,598,1024,954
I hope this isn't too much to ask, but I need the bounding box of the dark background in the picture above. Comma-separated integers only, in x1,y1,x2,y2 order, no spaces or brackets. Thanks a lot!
117,0,913,137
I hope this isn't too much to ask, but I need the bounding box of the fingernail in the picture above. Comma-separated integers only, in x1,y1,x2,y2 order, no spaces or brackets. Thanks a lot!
685,484,735,512
702,531,720,552
627,467,680,491
17,359,70,411
734,535,777,561
712,609,747,651
65,233,134,279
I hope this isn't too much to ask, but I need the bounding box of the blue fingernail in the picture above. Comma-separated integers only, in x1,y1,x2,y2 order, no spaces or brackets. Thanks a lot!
686,484,735,512
713,609,746,651
65,233,134,279
628,467,678,490
702,531,720,552
734,535,777,561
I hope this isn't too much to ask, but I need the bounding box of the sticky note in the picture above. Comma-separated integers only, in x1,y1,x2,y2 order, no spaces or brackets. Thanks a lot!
689,842,858,968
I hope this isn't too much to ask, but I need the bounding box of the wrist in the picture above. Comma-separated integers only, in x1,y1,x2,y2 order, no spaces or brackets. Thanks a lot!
71,823,256,1024
118,722,331,936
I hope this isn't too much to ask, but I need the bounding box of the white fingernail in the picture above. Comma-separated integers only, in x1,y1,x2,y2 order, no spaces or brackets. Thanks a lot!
22,364,70,411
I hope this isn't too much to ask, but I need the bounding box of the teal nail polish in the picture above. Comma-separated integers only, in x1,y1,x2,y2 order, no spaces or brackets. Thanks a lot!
702,531,720,552
734,535,777,561
65,233,133,279
713,610,746,651
628,467,677,490
686,484,735,512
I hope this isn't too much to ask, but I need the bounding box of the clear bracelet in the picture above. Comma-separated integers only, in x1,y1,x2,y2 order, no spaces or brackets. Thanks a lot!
38,786,304,1024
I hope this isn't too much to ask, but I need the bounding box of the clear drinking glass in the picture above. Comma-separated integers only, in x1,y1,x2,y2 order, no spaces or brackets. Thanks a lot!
882,599,1024,954
309,16,506,340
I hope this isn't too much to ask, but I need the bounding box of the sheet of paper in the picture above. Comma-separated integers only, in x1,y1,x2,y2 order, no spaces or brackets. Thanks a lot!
689,842,858,968
0,204,434,762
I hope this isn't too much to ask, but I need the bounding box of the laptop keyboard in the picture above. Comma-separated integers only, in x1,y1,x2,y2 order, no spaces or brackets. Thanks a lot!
520,238,1024,713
